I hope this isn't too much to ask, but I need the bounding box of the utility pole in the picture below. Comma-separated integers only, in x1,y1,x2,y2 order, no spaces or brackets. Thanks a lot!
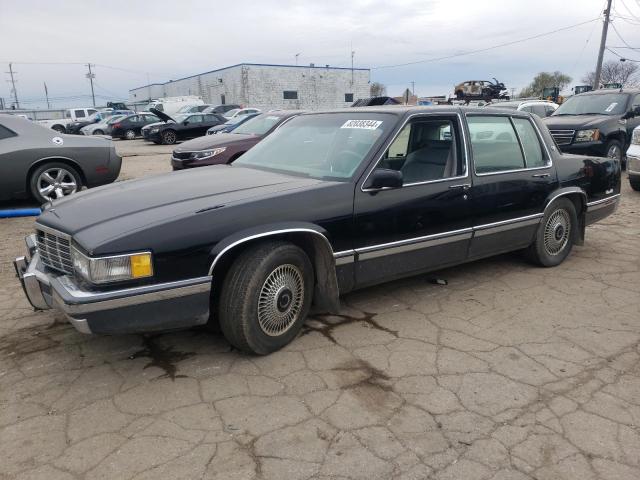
86,63,96,106
411,81,415,96
351,50,355,86
593,0,613,90
6,63,19,109
44,82,50,109
295,53,300,66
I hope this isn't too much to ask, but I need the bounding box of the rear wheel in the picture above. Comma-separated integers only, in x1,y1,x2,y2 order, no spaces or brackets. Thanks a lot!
526,198,577,267
29,163,82,204
161,130,177,145
124,129,136,140
93,129,104,135
52,125,65,134
218,241,314,355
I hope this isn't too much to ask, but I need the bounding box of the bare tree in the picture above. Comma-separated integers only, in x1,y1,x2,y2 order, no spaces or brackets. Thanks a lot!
370,82,387,97
519,71,572,98
582,60,639,87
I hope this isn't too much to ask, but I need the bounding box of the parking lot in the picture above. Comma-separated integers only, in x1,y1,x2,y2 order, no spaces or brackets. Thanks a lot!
1,140,639,480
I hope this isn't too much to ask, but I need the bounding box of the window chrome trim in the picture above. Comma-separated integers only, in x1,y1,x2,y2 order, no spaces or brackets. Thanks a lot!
208,228,334,275
464,112,553,177
360,111,470,192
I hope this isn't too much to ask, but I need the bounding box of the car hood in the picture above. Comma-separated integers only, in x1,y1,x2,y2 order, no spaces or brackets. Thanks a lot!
173,133,257,152
149,108,175,123
36,166,323,252
542,114,614,130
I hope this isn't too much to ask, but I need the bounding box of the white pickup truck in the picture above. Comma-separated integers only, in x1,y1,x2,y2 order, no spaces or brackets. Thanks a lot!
38,107,99,133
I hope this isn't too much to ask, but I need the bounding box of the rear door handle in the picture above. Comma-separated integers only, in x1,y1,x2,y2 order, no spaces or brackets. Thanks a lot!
448,183,471,191
532,173,550,178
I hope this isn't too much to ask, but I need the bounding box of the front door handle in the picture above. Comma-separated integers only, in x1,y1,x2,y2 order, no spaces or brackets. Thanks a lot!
532,173,550,178
448,183,471,191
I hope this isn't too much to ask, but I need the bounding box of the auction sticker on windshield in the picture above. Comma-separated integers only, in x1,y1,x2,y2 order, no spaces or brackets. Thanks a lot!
341,120,383,129
605,103,618,113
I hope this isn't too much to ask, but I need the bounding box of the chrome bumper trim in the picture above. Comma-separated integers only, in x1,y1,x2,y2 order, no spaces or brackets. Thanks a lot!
14,250,51,311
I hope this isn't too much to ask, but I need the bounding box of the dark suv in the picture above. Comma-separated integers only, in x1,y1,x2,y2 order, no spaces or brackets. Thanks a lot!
542,89,640,164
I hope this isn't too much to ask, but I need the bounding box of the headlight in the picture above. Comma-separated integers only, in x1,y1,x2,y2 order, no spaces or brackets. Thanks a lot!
190,147,226,159
71,247,153,284
632,129,640,145
575,129,600,142
150,128,160,133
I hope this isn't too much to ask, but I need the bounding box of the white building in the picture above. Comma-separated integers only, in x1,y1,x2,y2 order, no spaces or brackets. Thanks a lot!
129,63,371,111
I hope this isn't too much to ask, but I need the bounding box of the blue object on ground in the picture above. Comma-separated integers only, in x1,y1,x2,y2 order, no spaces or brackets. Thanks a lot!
0,208,41,218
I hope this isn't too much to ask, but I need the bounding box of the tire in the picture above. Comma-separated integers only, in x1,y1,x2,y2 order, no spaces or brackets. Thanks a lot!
124,129,136,140
526,198,577,267
29,162,82,204
630,177,640,191
52,125,65,134
93,129,104,135
161,130,177,145
218,241,314,355
605,139,623,162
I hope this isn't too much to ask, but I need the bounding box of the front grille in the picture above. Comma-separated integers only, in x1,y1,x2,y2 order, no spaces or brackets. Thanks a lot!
172,151,192,160
36,228,74,275
549,129,575,146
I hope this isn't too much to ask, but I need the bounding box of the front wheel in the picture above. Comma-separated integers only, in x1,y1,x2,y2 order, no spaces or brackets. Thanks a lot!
29,163,82,204
52,125,65,134
93,129,104,135
218,241,314,355
526,198,577,267
161,130,177,145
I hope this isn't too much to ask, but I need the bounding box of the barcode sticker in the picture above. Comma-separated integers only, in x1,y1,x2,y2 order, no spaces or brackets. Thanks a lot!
341,120,383,130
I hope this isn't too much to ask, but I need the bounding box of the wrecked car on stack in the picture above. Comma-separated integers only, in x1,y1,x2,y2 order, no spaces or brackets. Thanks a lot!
15,107,621,354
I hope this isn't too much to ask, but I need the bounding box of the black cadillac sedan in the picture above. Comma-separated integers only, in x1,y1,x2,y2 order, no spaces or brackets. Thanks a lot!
15,107,620,355
143,110,227,144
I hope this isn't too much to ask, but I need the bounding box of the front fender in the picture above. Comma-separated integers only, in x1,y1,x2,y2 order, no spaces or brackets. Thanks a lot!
207,221,340,314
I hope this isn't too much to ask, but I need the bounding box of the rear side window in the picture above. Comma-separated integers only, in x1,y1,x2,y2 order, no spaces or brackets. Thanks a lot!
530,105,547,117
74,110,86,118
512,118,546,168
468,116,525,174
0,124,17,140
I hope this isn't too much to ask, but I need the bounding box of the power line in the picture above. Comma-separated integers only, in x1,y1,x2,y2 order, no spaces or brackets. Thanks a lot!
371,18,600,69
609,20,638,50
607,46,640,62
618,0,640,21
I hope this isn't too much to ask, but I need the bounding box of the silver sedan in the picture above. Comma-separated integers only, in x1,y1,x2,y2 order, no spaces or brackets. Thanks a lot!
0,114,121,203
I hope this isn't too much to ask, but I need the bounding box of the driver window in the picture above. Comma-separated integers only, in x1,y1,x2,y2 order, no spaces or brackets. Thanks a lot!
378,117,464,184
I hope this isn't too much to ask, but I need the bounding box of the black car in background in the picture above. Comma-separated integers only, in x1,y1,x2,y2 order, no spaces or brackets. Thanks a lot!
111,113,161,140
15,107,621,354
143,110,227,144
542,89,640,165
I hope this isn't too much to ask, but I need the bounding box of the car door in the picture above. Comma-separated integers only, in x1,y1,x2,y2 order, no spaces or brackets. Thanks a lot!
353,113,473,287
182,114,205,139
465,113,558,259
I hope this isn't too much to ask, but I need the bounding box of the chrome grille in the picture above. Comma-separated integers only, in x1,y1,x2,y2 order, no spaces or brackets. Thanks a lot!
549,129,575,146
36,228,74,275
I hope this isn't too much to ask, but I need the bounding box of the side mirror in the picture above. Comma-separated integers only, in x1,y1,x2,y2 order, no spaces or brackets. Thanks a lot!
366,168,403,190
183,120,189,125
622,106,640,119
546,110,553,117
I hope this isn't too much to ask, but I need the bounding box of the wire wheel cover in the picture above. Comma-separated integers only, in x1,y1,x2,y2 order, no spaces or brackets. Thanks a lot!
544,209,571,256
257,264,304,336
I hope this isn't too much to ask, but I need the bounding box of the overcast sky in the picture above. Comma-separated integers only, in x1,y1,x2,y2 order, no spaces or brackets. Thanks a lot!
0,0,638,109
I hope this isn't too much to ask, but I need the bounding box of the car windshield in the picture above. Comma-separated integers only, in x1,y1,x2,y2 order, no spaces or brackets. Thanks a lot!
553,93,628,116
107,115,125,125
232,114,286,135
171,114,190,123
225,109,240,117
234,113,393,181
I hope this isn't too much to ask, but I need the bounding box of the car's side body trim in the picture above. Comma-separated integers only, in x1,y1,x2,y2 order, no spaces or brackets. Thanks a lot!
473,214,543,237
586,193,621,211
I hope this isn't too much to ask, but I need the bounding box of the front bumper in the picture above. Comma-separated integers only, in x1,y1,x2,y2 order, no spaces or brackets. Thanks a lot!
14,235,211,334
557,140,607,157
627,146,640,176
